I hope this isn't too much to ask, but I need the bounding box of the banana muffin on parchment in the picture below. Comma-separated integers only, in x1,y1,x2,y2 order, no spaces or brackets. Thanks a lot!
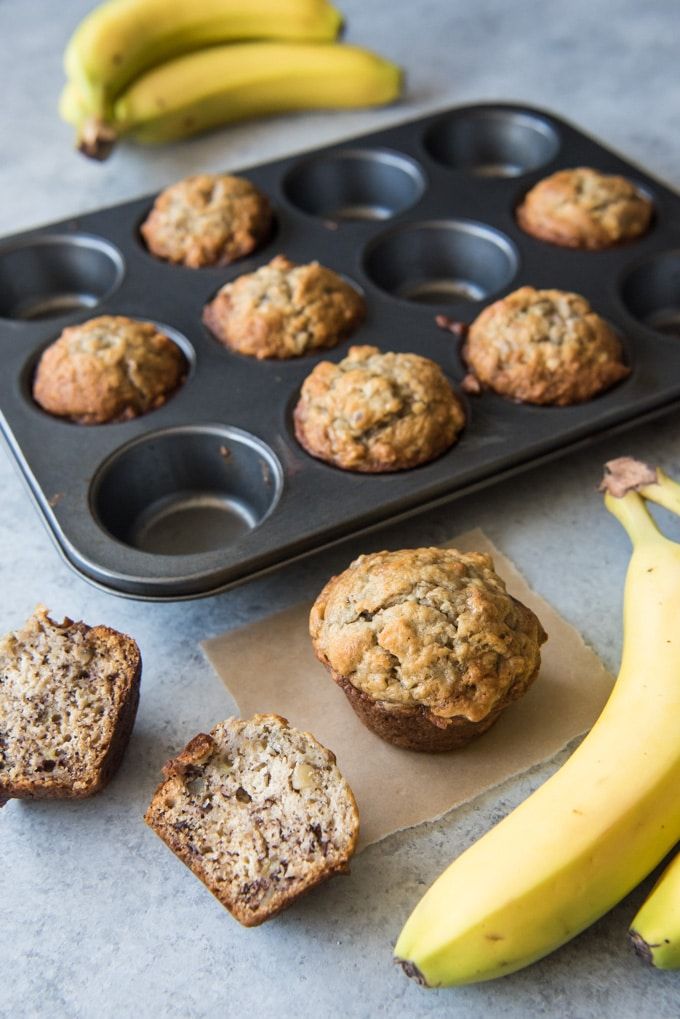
145,714,359,926
140,173,272,268
294,344,465,472
202,254,365,359
310,547,547,752
516,167,652,249
462,286,629,406
0,606,141,804
33,315,187,424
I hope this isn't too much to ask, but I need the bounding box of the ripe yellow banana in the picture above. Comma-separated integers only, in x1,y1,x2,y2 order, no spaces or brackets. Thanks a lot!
394,456,680,986
630,849,680,969
76,42,401,158
64,0,343,119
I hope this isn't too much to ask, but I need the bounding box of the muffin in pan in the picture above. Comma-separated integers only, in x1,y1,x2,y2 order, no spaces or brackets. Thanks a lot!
294,344,465,472
462,286,630,406
140,173,272,268
32,315,187,424
516,167,652,249
202,254,365,360
310,547,547,752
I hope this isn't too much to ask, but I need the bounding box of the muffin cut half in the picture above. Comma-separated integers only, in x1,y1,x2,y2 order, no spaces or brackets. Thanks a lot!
0,607,141,804
310,547,547,752
145,714,359,926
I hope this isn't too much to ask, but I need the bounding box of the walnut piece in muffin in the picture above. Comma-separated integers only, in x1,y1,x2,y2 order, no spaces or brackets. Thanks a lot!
145,714,359,926
202,254,365,359
310,547,547,752
294,344,465,472
516,167,652,249
33,315,187,424
463,286,629,406
140,173,272,268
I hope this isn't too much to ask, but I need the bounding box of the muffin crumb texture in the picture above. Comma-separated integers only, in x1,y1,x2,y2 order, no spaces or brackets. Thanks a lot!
203,254,365,359
464,286,629,405
145,714,359,926
517,167,652,249
32,315,187,424
0,607,141,803
310,547,547,751
294,344,465,472
140,173,272,268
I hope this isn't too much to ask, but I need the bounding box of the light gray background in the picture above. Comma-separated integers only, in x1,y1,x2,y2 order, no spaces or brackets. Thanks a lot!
2,1,680,1016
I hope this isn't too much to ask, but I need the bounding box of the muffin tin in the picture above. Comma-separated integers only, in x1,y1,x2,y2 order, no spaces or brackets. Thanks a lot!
2,102,680,600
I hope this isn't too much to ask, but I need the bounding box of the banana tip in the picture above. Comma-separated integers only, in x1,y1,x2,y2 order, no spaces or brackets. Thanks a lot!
628,928,655,965
76,116,117,161
599,457,657,499
395,957,431,987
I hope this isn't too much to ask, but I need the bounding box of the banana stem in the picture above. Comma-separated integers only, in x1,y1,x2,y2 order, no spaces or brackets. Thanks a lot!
604,489,663,548
639,468,680,519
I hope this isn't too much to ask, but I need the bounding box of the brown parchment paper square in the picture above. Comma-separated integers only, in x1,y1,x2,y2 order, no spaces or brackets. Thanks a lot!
202,529,613,850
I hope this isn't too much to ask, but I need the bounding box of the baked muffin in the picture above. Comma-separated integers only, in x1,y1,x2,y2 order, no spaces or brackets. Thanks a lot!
145,714,359,926
140,173,272,268
516,167,652,249
33,315,187,424
463,286,630,405
202,254,365,359
294,344,465,472
310,547,547,752
0,607,141,804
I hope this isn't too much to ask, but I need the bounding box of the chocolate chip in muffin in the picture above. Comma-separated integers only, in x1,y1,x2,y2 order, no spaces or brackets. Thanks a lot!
310,547,547,752
294,344,465,472
33,315,187,424
463,286,629,406
516,167,652,249
202,254,365,360
140,173,272,268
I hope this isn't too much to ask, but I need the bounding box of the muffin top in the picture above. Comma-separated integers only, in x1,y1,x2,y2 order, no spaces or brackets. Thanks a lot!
463,286,629,405
294,344,465,472
33,315,186,424
140,173,272,268
202,254,365,359
516,167,652,249
309,547,547,723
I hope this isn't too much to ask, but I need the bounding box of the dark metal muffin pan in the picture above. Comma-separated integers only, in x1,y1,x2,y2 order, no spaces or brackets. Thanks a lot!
2,102,680,600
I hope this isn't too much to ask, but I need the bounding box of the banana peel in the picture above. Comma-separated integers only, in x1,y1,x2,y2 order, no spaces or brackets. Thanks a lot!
394,456,680,986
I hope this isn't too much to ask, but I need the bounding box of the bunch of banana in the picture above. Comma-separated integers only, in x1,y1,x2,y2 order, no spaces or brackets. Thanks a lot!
394,456,680,986
60,0,402,159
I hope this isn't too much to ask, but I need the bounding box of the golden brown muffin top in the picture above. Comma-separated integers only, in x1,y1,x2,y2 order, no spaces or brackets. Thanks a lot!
32,315,186,424
202,254,365,359
140,173,272,268
516,167,652,249
310,547,547,722
463,286,629,405
294,344,465,472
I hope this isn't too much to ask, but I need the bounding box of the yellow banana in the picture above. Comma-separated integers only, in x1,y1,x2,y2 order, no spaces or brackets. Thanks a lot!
64,0,343,118
394,456,680,986
630,849,680,969
77,42,401,158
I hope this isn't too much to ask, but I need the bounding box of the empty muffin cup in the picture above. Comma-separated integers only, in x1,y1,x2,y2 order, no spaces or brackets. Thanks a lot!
620,251,680,339
363,220,518,305
91,426,282,556
0,234,124,321
423,108,560,178
283,148,426,222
